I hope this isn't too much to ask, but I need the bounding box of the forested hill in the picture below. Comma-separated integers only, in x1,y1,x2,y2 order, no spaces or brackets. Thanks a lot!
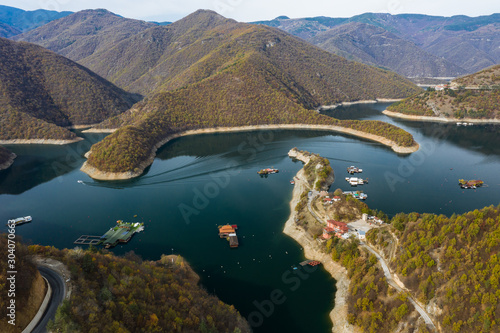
18,9,420,99
309,22,467,78
0,38,140,141
387,65,500,119
369,204,500,332
0,21,20,38
82,10,420,176
14,9,157,62
1,237,250,332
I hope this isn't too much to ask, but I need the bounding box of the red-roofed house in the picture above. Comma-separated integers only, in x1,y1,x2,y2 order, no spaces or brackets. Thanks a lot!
327,220,348,238
333,196,341,202
322,227,335,239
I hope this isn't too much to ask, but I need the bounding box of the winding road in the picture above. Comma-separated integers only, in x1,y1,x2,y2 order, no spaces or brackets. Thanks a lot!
361,242,437,331
30,267,66,333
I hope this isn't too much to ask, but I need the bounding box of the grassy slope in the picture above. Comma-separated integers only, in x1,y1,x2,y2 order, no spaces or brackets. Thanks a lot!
0,37,139,140
26,243,250,333
387,65,500,119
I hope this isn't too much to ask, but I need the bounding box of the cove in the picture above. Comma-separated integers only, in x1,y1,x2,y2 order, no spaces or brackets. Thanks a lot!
1,103,499,332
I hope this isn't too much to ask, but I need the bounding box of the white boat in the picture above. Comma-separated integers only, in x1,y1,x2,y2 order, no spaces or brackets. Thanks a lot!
7,216,32,226
346,177,365,186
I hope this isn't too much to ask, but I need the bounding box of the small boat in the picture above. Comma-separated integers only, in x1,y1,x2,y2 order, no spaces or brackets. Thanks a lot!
347,166,362,174
7,216,32,226
258,168,279,175
77,180,84,184
290,180,295,185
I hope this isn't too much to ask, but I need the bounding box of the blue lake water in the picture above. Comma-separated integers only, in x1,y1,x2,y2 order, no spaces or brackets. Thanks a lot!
1,103,499,332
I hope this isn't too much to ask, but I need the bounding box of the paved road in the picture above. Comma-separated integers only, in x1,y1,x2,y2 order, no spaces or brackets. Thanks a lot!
361,242,436,330
31,267,66,333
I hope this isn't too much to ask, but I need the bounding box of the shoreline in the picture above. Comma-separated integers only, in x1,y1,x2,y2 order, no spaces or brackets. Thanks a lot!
81,124,419,180
383,110,500,124
319,98,404,110
283,150,357,333
0,138,84,145
0,152,17,171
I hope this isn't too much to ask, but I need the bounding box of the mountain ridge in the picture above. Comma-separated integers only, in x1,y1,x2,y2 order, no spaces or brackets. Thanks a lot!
79,10,421,178
254,13,500,76
310,22,468,78
0,37,140,142
0,5,72,35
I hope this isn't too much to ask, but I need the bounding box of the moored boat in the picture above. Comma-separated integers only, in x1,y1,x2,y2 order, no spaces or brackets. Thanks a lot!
7,216,32,226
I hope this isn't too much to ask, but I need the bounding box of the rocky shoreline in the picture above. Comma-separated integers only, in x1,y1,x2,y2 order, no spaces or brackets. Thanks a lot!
0,138,84,145
283,149,358,333
383,110,500,124
319,98,404,110
81,124,419,180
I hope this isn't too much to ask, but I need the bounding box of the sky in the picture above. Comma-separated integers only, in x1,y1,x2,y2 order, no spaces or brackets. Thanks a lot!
2,0,499,23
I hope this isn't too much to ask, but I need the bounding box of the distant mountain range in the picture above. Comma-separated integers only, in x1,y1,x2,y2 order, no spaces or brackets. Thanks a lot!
0,37,139,142
4,4,498,79
0,5,72,37
254,13,500,77
309,22,467,78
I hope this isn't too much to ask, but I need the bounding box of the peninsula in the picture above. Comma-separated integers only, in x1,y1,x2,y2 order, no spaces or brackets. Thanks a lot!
283,148,430,332
71,10,422,180
385,65,500,123
82,124,419,180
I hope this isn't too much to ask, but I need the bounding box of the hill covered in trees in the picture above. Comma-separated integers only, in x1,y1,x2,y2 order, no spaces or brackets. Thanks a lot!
0,37,139,141
80,10,419,177
309,22,466,78
14,9,157,62
368,204,500,332
387,65,500,120
26,243,250,333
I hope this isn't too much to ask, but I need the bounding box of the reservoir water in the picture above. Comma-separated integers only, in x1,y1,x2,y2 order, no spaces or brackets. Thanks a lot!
1,103,499,332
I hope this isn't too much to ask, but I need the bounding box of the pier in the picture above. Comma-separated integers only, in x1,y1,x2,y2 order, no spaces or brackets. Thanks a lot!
74,220,144,248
